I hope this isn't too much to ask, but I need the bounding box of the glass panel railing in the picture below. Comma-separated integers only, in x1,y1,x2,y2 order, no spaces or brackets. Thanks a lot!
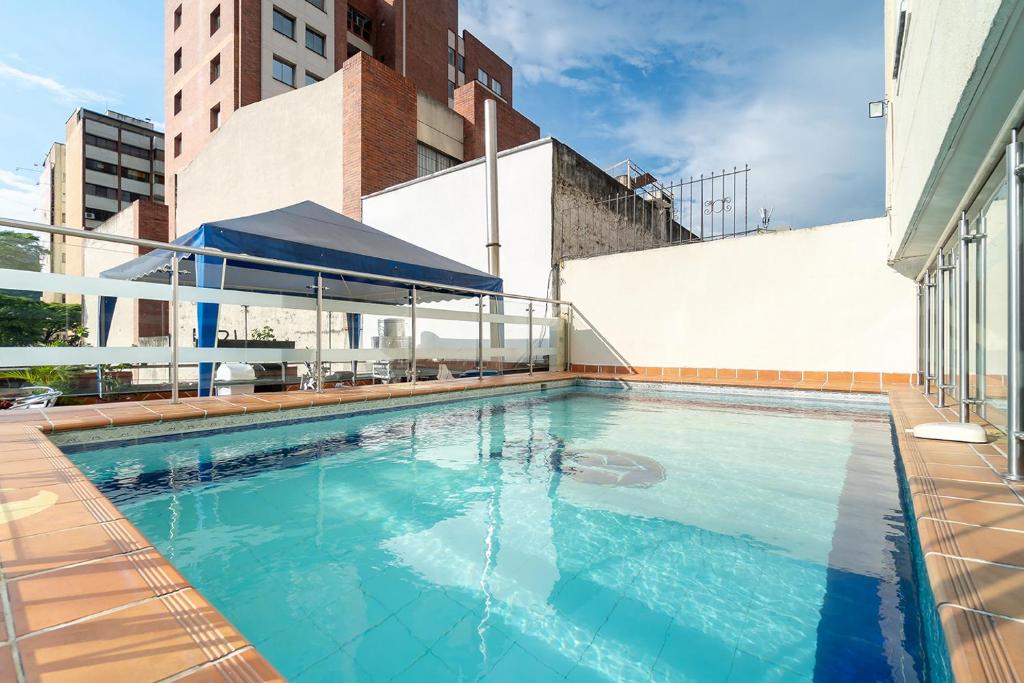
0,221,571,408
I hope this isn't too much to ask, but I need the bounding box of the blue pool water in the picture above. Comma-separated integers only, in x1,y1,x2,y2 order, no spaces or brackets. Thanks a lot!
69,385,947,682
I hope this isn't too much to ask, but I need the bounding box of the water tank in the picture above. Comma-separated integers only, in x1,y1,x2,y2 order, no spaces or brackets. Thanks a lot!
377,318,406,348
215,362,256,395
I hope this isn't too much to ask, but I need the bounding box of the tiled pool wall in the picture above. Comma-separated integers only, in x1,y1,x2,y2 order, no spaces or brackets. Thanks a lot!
576,378,893,404
54,379,578,451
893,425,956,682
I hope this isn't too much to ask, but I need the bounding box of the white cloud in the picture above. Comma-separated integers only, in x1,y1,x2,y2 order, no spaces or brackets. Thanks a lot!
0,169,42,222
614,41,884,228
460,0,884,227
0,62,112,105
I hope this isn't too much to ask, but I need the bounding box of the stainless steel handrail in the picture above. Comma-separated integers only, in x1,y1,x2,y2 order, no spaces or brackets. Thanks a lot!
0,216,570,306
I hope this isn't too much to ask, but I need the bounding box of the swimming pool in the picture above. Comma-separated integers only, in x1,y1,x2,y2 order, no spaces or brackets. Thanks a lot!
69,383,948,682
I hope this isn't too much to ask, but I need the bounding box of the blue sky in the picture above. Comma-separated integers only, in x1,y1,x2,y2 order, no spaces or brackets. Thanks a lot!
0,1,884,228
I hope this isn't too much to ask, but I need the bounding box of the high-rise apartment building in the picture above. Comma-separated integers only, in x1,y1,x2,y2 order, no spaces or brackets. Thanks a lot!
63,109,166,230
38,109,168,302
165,0,539,232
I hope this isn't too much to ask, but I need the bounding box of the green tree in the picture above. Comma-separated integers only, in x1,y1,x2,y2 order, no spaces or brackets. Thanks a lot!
0,230,48,300
0,293,87,346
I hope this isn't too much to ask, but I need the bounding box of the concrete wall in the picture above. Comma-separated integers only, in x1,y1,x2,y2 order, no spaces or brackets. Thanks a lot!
361,138,555,300
417,92,464,160
175,69,345,234
886,0,1024,277
562,218,918,373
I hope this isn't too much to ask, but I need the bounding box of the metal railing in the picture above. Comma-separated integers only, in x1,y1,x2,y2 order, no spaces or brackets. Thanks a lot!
917,127,1024,481
1007,129,1023,480
557,165,755,261
0,216,571,405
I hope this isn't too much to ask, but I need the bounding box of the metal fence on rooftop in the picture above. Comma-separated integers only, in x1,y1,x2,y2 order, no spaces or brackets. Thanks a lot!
556,164,755,261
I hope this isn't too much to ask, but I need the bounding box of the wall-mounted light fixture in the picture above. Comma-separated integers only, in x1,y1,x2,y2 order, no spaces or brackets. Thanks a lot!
868,100,888,119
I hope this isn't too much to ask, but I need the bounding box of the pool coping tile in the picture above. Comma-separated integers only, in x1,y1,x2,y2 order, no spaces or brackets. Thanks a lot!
0,424,283,683
887,386,1024,682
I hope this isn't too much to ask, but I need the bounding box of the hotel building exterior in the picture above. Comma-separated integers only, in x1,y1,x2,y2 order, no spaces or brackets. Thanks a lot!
164,0,539,232
884,0,1024,443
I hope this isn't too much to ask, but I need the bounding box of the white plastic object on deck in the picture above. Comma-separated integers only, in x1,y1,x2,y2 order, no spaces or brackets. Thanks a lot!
911,422,988,444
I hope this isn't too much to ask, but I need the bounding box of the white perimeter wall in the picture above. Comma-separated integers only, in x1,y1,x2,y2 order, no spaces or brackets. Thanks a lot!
562,217,918,373
361,139,555,300
175,71,345,236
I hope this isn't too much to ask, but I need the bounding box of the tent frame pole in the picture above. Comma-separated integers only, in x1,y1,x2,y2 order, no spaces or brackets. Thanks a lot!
171,257,179,404
410,286,417,385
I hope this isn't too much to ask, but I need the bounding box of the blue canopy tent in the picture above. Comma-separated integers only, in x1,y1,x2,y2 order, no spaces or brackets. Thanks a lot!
100,201,502,395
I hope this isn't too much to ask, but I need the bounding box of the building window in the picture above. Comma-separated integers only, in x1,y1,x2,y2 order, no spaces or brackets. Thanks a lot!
305,27,326,56
173,90,182,115
347,7,371,41
306,0,325,11
173,48,182,73
272,7,295,39
121,167,150,183
122,143,152,160
173,4,182,30
448,47,455,66
210,5,221,34
84,133,117,152
493,79,502,97
447,80,455,99
84,208,115,223
417,142,458,177
173,134,182,158
85,158,118,174
457,53,464,72
305,71,323,86
477,68,488,86
121,189,149,203
210,54,221,82
210,104,221,131
272,56,295,87
84,183,118,200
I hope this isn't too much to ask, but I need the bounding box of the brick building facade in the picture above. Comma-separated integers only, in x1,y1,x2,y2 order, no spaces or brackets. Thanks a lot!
165,0,540,232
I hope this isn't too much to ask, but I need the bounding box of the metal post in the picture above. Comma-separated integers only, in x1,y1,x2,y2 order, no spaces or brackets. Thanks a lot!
959,212,971,422
170,257,180,404
315,273,323,393
566,305,573,372
409,285,417,384
484,100,500,277
977,217,988,416
1006,129,1024,480
477,295,484,380
937,252,947,407
924,273,933,395
699,173,704,239
921,280,929,387
528,302,534,375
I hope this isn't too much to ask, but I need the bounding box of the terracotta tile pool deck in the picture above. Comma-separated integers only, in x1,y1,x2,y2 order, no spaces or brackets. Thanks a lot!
0,370,1021,681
